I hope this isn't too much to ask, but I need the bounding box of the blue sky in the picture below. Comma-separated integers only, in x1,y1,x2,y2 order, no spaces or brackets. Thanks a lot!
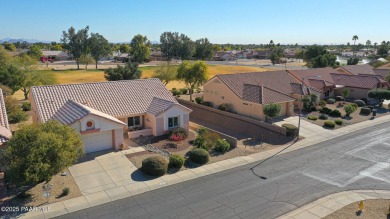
1,0,389,44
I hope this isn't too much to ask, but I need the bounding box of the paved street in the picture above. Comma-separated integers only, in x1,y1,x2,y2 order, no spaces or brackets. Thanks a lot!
56,121,390,219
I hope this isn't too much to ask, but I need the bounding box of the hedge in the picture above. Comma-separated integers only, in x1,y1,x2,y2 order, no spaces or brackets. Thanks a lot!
214,139,230,153
360,107,371,115
307,115,317,120
282,124,298,137
335,119,343,125
323,120,336,128
169,154,185,168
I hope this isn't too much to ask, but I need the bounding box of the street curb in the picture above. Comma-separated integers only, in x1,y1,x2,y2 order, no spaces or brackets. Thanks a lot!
276,190,390,219
19,115,390,218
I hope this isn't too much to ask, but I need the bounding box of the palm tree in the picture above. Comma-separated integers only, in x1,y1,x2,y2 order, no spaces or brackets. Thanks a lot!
352,35,359,57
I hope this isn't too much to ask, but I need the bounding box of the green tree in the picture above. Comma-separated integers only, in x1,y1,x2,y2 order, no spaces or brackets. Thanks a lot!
213,44,222,51
160,32,180,61
0,64,26,93
27,45,43,58
119,44,130,54
347,57,359,65
21,71,57,100
88,33,111,69
342,89,349,102
352,35,359,56
176,61,209,101
0,121,84,186
344,104,356,117
79,55,94,69
178,34,195,60
368,89,390,104
153,62,177,85
303,45,337,68
130,34,151,63
194,38,214,60
263,103,281,123
270,47,284,65
4,96,28,123
61,26,90,70
4,43,16,52
366,40,371,49
377,42,389,58
50,44,63,51
104,62,142,81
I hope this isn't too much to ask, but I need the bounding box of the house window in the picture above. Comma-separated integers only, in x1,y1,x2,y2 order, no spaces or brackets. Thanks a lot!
168,116,179,128
128,116,141,127
86,120,95,130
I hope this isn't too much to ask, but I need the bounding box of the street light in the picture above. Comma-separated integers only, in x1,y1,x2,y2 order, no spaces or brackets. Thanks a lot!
297,75,321,139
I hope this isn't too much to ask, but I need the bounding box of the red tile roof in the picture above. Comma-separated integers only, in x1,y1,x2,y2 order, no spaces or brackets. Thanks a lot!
330,73,384,89
373,69,390,79
242,84,295,104
215,70,299,98
30,79,183,123
340,64,376,75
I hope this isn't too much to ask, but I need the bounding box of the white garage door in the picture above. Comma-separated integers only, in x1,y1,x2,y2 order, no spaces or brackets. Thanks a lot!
82,131,112,153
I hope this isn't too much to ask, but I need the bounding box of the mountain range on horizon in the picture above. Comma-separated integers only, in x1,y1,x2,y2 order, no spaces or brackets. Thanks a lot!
0,38,160,44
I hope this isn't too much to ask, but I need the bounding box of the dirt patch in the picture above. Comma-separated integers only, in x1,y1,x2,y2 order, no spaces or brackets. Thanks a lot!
324,199,390,219
304,101,390,129
3,168,81,207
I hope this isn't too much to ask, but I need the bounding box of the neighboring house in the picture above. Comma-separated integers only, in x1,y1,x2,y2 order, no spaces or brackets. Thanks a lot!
336,64,376,75
373,68,390,79
0,89,12,145
257,50,271,59
288,67,343,99
331,74,389,99
150,51,165,61
41,50,69,61
203,71,302,121
114,53,129,62
30,79,192,153
212,51,235,61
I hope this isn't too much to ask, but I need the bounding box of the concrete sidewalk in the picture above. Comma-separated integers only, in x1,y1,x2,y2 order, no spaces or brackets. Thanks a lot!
277,190,390,219
21,114,390,219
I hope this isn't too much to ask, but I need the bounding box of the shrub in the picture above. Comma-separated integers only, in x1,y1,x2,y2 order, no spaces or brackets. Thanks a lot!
361,98,368,104
214,139,230,153
202,132,220,151
193,135,205,148
189,148,209,164
307,115,317,120
360,107,371,115
202,101,212,107
329,109,341,117
367,105,374,110
335,119,343,125
335,96,344,101
218,103,230,111
21,102,31,111
16,191,32,199
196,127,208,136
171,90,182,96
169,128,188,141
354,99,365,107
282,124,298,137
62,187,70,196
169,154,185,168
323,120,336,128
327,98,335,104
319,114,328,120
350,103,358,110
195,96,203,104
172,88,177,90
179,88,188,95
319,107,332,114
142,156,168,176
319,100,327,108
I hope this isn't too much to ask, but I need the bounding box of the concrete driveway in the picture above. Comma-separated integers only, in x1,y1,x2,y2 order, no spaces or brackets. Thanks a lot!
68,148,144,195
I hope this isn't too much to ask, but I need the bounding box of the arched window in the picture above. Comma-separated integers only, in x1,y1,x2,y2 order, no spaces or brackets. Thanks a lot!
86,120,95,130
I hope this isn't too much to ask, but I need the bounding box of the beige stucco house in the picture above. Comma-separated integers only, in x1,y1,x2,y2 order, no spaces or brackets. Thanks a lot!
30,79,192,153
203,71,301,121
0,89,12,145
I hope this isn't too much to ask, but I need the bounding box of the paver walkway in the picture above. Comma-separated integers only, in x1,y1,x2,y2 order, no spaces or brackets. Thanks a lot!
21,114,390,219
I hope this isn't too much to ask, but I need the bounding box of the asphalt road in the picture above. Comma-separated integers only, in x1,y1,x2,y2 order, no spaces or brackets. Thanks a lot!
56,121,390,219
